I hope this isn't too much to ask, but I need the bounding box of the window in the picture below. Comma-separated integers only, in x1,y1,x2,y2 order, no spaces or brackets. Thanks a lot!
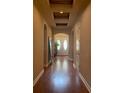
76,40,80,51
63,40,68,50
57,40,61,50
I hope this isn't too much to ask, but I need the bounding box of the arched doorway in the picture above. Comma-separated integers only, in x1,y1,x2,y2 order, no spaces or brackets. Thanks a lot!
54,33,69,56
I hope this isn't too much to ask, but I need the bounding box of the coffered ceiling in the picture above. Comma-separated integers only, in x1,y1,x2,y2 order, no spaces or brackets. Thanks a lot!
49,0,73,5
34,0,90,30
53,12,70,19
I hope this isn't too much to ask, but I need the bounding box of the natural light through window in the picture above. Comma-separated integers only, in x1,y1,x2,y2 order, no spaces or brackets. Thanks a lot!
63,40,68,50
57,40,61,50
76,40,80,51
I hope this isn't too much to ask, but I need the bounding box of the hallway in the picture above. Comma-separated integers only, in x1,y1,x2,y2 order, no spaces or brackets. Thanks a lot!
1,0,124,93
34,56,89,93
33,0,91,92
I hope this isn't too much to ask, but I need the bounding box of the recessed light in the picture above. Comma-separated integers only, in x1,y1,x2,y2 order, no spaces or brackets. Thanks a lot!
60,11,63,14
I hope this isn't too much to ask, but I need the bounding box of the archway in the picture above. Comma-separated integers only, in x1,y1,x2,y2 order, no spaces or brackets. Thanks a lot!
54,33,69,56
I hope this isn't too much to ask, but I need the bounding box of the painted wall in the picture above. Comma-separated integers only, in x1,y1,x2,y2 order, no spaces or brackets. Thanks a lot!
33,5,52,80
53,28,71,35
73,4,91,86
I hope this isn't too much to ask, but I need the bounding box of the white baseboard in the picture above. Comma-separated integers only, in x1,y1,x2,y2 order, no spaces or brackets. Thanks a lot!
33,69,44,86
79,72,91,93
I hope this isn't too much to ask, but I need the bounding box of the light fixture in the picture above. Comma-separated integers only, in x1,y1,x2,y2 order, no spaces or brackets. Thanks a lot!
60,11,63,14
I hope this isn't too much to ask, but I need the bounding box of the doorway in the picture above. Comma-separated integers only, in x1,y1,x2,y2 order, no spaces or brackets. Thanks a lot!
43,24,47,67
54,33,69,56
74,25,80,70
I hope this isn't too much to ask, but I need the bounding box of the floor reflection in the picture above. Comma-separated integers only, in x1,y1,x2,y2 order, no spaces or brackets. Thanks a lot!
52,73,70,89
62,59,68,71
34,56,89,93
56,59,61,71
51,57,70,89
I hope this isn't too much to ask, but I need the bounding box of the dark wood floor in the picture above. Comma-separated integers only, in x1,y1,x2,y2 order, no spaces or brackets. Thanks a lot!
33,56,89,93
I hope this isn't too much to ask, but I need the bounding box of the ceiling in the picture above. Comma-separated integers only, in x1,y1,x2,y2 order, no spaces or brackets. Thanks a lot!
49,0,73,5
34,0,90,30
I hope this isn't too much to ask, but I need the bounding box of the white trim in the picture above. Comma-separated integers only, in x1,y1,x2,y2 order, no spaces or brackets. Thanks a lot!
79,72,91,93
33,69,44,86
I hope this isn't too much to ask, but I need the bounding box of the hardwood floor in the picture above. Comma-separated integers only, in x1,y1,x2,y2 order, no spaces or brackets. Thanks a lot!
33,56,89,93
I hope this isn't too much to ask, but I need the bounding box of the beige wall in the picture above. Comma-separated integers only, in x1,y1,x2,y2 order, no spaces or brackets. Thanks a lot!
53,28,71,35
33,5,52,80
73,4,91,86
